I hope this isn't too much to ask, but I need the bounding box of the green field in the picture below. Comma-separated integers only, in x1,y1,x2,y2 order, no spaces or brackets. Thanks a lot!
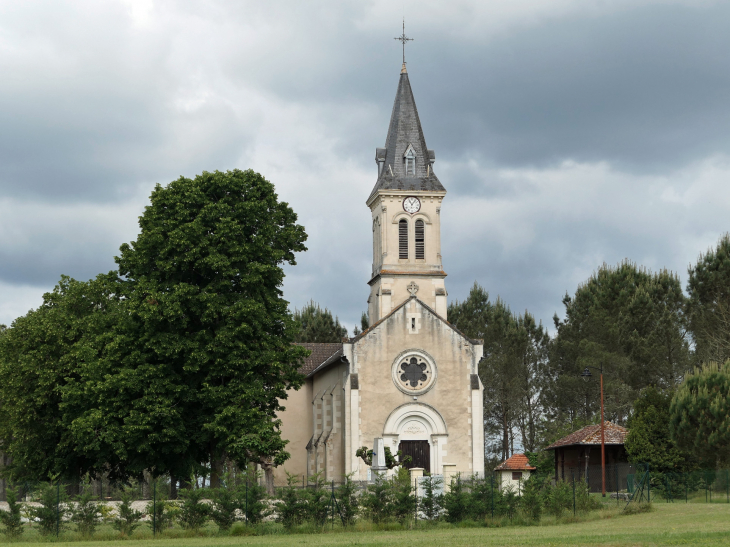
6,503,730,547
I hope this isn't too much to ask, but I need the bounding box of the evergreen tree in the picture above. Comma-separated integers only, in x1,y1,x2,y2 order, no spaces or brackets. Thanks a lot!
687,234,730,364
293,301,348,342
546,262,689,430
625,386,693,472
449,283,549,463
670,360,730,468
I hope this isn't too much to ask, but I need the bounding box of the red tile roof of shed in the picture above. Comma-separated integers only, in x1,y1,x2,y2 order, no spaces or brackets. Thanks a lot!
494,453,536,471
545,421,628,450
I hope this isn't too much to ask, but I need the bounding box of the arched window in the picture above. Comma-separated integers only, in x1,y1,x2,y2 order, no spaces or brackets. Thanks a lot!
404,146,416,176
399,219,408,259
415,219,424,259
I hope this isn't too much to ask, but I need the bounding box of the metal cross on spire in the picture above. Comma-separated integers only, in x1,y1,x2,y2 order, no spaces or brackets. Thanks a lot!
394,19,413,66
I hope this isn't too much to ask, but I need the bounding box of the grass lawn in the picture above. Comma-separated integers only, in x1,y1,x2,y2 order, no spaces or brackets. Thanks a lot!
9,503,730,547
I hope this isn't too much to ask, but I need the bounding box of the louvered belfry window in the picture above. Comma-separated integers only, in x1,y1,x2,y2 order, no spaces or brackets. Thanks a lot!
399,219,408,259
415,220,425,259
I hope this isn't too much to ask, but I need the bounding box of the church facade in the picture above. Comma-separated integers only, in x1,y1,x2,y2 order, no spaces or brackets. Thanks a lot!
275,63,485,484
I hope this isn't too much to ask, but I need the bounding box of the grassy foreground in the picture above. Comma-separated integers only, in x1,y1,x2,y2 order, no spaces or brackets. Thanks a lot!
10,503,730,547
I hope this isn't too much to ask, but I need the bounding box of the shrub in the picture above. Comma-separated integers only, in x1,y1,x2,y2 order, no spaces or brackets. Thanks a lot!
575,479,601,513
390,467,415,525
145,494,177,533
336,475,359,526
503,485,519,519
420,475,443,520
443,474,469,523
467,475,496,520
178,488,209,531
275,473,304,529
0,488,24,538
70,488,101,537
113,489,143,536
31,482,67,536
520,478,542,522
209,483,241,531
360,472,391,524
302,473,330,527
545,480,572,517
241,473,268,524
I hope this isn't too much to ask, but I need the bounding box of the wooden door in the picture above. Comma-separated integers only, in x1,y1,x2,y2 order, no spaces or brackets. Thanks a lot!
398,440,430,473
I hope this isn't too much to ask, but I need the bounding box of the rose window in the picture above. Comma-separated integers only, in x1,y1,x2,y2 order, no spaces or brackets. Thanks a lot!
398,356,430,390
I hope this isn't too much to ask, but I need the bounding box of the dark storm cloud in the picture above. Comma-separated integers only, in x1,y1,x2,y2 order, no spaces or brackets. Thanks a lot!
413,3,730,176
2,0,730,332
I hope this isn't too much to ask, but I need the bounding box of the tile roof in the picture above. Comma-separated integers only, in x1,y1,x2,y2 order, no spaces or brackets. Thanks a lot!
495,453,536,471
544,421,628,450
368,69,445,203
294,343,344,377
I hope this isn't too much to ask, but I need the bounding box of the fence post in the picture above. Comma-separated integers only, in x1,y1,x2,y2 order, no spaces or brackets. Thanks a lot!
685,473,688,504
153,479,157,537
726,470,729,503
491,474,494,520
331,481,335,530
647,465,650,504
615,464,619,506
56,482,60,538
572,470,576,517
245,476,249,524
414,480,418,528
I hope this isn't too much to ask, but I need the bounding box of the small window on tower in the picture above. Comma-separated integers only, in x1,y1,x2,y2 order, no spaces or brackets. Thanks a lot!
404,146,416,176
415,219,424,259
399,219,408,259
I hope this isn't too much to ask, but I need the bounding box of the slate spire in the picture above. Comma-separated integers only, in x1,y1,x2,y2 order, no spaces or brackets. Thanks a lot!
369,66,445,201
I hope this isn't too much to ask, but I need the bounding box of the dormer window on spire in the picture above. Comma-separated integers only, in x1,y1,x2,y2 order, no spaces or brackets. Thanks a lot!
404,145,416,176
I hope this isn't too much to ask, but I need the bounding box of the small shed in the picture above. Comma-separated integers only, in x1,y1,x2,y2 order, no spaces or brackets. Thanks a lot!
545,421,629,492
494,453,536,494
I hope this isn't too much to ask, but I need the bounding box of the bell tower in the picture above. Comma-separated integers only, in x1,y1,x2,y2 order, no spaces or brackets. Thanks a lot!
367,63,447,323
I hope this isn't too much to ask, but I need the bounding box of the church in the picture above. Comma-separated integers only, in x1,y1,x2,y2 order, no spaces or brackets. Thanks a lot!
275,62,485,484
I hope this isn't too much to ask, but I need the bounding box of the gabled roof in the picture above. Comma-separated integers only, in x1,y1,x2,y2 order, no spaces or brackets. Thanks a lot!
368,67,445,202
349,295,481,346
294,343,344,377
495,453,536,471
544,421,628,450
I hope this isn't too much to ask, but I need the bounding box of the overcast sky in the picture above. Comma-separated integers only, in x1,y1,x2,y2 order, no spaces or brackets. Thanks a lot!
2,0,730,333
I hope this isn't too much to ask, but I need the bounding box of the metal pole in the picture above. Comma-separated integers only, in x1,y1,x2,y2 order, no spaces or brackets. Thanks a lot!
600,371,606,497
245,476,249,524
491,474,494,520
616,463,619,506
331,481,335,530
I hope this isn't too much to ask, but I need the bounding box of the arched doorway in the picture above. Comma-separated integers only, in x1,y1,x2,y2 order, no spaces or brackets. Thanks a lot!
383,403,448,474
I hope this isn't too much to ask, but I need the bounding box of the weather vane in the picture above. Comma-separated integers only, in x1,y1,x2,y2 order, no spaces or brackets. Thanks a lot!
394,19,413,66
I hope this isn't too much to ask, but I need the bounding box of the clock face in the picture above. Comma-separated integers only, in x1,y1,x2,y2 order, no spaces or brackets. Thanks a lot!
403,196,421,214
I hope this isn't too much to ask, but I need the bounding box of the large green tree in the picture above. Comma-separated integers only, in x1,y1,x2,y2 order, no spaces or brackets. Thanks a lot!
546,262,689,429
670,360,730,468
293,301,347,342
65,169,308,492
687,234,730,365
0,275,119,482
624,386,693,472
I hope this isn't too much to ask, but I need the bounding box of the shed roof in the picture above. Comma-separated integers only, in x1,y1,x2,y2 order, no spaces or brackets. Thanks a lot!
495,453,536,471
545,421,628,450
294,343,344,377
